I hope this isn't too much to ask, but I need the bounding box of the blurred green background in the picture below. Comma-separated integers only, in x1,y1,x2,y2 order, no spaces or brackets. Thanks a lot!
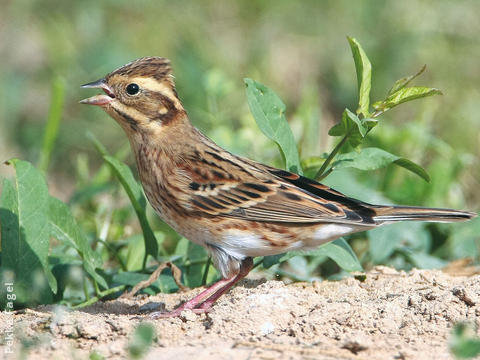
1,0,479,281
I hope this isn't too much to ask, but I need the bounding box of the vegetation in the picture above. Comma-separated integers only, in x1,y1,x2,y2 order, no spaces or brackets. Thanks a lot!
0,0,478,324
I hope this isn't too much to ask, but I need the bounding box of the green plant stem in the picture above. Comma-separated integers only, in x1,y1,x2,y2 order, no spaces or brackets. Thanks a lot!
201,258,212,285
371,109,386,118
83,277,90,301
316,167,334,182
314,109,387,181
72,285,126,309
253,257,264,269
93,279,101,296
97,238,128,272
182,257,210,267
314,134,349,180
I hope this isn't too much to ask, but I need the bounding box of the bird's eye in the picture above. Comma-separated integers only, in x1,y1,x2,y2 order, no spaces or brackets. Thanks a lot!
126,83,140,95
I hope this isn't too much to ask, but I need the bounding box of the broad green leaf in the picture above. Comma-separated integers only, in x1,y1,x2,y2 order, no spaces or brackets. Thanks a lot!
373,86,442,112
174,238,209,288
0,160,57,301
244,78,302,174
367,224,401,263
103,156,158,263
450,323,480,359
448,217,480,259
328,108,367,147
124,232,166,271
39,77,65,172
388,64,426,95
393,158,430,182
263,238,362,272
406,252,446,269
313,238,363,272
48,196,107,288
184,242,208,287
332,147,430,182
347,36,372,117
368,222,431,263
262,254,284,269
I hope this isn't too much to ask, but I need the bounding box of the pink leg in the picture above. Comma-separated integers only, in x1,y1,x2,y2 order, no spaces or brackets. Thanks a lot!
151,257,253,318
194,258,253,312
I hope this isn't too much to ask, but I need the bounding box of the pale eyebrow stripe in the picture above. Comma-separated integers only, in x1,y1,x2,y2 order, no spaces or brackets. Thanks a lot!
133,77,182,108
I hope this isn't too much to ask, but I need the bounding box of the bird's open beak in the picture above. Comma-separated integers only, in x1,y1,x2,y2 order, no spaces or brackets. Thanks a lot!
80,78,115,106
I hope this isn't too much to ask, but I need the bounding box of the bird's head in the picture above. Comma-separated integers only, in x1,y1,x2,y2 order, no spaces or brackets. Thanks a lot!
81,57,186,136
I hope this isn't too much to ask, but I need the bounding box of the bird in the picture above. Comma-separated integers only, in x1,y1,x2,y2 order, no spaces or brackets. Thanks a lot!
80,57,476,318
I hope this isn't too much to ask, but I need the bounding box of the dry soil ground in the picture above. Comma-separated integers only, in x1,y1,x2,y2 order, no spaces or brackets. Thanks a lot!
1,266,479,360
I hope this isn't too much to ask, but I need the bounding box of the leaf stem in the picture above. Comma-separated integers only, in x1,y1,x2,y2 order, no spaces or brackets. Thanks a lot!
201,258,212,285
72,285,126,309
370,109,385,118
96,238,128,272
253,257,264,269
316,167,334,182
83,277,90,301
314,134,349,180
314,108,386,181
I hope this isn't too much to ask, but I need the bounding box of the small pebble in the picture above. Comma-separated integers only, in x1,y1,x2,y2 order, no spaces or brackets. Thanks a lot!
260,322,275,335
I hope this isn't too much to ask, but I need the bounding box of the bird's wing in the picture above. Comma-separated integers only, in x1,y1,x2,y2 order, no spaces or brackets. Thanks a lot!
177,149,376,226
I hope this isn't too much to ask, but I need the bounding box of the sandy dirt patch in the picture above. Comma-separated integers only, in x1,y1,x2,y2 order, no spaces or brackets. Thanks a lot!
1,266,479,359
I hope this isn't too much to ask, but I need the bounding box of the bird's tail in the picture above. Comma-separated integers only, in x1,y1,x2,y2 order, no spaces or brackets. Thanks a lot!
372,205,477,224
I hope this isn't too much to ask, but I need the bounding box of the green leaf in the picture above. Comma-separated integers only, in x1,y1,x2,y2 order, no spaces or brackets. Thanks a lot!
173,238,209,287
405,251,446,269
347,36,372,117
39,77,65,172
373,86,442,112
128,323,156,359
184,242,209,288
368,222,431,263
328,108,367,147
314,238,363,272
262,254,284,269
0,160,57,300
393,157,430,182
450,323,480,359
367,224,401,263
244,78,302,174
388,64,426,95
332,147,430,182
48,196,108,288
86,131,109,157
448,217,480,259
103,156,158,264
263,238,362,272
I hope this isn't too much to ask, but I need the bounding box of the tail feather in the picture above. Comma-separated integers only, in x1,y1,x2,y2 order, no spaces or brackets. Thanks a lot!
372,205,477,224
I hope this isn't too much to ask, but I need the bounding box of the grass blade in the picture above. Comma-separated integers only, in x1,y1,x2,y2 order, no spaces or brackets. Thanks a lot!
103,156,158,267
39,77,65,172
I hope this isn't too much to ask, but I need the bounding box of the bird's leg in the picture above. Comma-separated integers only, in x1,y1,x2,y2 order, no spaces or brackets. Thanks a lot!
150,257,253,318
194,257,253,313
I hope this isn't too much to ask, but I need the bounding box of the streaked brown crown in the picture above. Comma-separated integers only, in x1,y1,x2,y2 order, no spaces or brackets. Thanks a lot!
106,57,173,83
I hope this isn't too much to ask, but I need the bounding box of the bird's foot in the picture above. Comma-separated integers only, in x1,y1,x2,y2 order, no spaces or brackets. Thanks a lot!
150,303,212,319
